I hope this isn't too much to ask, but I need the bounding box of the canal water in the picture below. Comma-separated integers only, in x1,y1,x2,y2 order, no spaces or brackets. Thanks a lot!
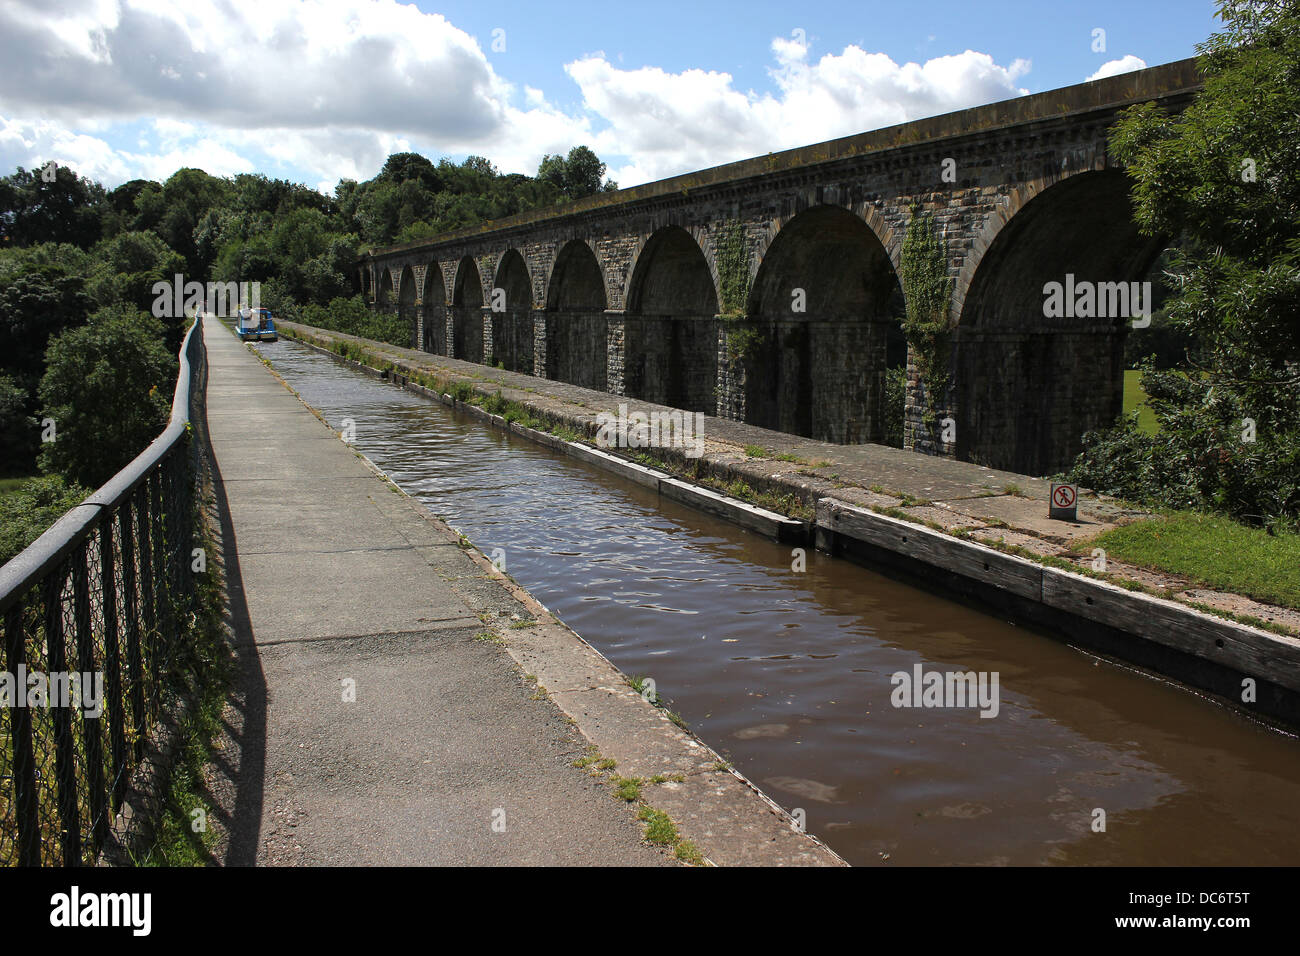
252,338,1300,866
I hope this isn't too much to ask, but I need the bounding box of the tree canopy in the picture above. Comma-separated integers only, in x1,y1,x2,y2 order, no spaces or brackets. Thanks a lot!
1070,0,1300,529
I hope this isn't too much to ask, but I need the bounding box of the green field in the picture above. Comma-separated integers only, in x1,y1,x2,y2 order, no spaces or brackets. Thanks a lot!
1122,369,1158,435
0,477,33,496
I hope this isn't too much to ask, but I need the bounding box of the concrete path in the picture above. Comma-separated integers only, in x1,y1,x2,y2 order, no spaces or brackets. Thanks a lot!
199,314,670,865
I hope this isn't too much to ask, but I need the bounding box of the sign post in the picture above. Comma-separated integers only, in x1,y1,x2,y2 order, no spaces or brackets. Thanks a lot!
1049,482,1078,521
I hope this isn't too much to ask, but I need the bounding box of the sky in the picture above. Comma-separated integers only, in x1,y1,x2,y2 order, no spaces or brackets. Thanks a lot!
0,0,1222,195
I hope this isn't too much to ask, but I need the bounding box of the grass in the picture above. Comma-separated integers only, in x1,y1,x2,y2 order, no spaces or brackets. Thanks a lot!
138,495,233,865
1123,369,1159,436
1078,512,1300,610
611,776,642,802
0,476,35,496
637,805,679,845
626,675,657,703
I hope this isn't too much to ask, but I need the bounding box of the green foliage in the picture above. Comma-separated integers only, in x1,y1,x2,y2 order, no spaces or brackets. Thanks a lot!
881,366,907,448
537,146,617,200
0,372,36,474
713,220,765,361
0,262,94,388
1072,1,1300,529
298,295,412,348
0,475,89,564
38,306,175,487
0,164,105,248
899,208,951,423
85,230,187,314
715,220,751,315
151,168,233,274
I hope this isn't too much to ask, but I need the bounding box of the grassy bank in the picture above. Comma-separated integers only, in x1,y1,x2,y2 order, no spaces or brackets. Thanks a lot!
1077,512,1300,610
1122,370,1158,435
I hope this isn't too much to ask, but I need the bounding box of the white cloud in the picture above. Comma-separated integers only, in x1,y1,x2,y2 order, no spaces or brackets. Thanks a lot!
572,41,1032,185
1087,55,1147,81
0,0,1037,191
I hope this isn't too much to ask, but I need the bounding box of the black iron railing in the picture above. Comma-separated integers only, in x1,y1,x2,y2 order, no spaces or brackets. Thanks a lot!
0,317,206,865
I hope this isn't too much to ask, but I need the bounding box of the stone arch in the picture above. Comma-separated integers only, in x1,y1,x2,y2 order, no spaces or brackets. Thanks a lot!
398,264,417,349
744,204,905,443
620,222,721,313
624,225,719,412
952,146,1108,322
491,249,534,374
750,197,903,278
452,255,484,363
544,239,607,390
953,168,1164,475
422,263,447,354
376,268,394,311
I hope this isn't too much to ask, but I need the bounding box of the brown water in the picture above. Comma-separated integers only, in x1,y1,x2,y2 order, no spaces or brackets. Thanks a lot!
254,337,1300,866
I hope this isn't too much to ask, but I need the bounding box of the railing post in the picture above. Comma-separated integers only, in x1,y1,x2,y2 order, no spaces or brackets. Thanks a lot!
73,543,108,851
43,566,81,865
149,470,166,712
3,604,42,865
136,485,157,733
120,503,145,762
99,517,128,808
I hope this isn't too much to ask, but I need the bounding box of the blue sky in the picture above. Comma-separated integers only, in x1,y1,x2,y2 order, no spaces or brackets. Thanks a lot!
0,0,1221,193
434,0,1218,103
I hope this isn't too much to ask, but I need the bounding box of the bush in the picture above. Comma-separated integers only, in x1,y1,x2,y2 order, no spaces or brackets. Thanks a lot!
298,295,413,348
881,366,907,448
0,475,90,565
0,372,36,473
1069,364,1300,533
37,305,175,487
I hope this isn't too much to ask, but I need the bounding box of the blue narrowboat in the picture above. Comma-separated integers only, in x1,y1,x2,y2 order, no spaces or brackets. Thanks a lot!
236,308,277,342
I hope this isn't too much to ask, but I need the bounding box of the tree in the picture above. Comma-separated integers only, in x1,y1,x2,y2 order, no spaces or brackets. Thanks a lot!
155,168,232,274
0,372,35,475
0,165,105,248
0,264,94,389
538,146,618,200
1070,0,1300,529
0,475,90,564
84,230,188,350
37,305,175,487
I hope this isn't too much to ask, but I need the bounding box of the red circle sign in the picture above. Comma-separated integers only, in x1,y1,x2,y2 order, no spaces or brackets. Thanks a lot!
1052,484,1076,508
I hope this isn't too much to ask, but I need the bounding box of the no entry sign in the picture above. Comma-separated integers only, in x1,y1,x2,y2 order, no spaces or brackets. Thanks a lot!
1049,481,1078,521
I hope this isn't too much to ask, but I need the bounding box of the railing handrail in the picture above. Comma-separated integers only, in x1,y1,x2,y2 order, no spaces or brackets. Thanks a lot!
0,315,205,615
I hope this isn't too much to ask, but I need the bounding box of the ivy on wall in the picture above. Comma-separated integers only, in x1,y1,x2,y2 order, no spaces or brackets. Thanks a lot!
714,220,763,360
899,207,952,423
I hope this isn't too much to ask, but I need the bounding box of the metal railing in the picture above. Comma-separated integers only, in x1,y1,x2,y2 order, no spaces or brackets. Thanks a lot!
0,317,206,865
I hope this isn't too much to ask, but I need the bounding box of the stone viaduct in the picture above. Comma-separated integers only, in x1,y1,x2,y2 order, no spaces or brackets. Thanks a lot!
358,59,1202,477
